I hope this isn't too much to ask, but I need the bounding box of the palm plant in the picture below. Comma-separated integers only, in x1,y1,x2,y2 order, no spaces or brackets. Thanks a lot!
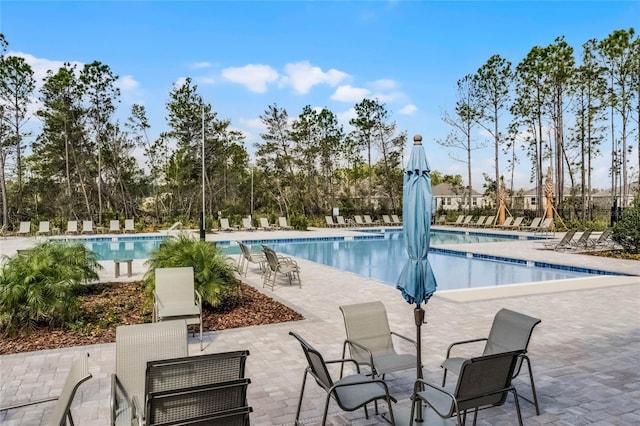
144,233,240,307
0,241,101,335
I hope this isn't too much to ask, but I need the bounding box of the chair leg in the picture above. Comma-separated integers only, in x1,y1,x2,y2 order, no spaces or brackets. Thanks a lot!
386,397,396,425
515,355,540,415
294,370,309,426
511,387,524,426
322,394,332,425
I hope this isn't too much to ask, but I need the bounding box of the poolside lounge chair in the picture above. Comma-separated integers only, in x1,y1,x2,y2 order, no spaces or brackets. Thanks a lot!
413,350,525,425
340,301,417,379
124,219,135,233
66,220,79,234
533,217,553,237
391,214,402,225
289,331,397,426
458,215,473,227
109,220,121,233
483,215,497,227
435,215,446,225
336,215,349,227
138,351,252,426
325,216,339,228
441,308,542,415
589,228,614,250
446,215,465,226
466,215,486,227
36,221,50,236
507,216,525,230
110,321,188,426
495,216,514,229
522,217,542,231
278,216,293,230
262,245,301,290
238,241,267,276
363,215,376,226
353,215,366,227
569,229,594,251
220,218,236,232
259,217,274,230
241,217,256,231
382,215,393,226
153,267,203,350
0,353,92,426
82,220,94,234
542,229,576,251
16,221,31,236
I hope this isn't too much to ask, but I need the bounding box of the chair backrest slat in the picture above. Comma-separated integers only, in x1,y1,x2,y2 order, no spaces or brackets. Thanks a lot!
47,353,92,426
289,332,334,391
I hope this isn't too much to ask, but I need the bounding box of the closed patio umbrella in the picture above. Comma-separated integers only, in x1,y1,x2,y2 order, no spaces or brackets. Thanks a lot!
396,134,437,422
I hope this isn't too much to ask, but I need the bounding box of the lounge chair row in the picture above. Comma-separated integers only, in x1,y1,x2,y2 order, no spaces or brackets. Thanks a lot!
541,228,616,251
289,303,541,425
4,219,137,236
325,214,402,228
216,216,294,232
441,215,554,232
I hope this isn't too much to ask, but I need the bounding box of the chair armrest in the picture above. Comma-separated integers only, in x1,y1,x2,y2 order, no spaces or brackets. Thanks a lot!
390,331,418,349
325,358,361,373
412,378,457,418
445,337,487,358
194,289,202,308
342,339,375,370
130,395,143,426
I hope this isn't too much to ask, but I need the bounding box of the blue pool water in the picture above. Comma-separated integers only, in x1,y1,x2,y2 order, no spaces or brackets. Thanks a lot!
82,236,166,261
239,233,608,291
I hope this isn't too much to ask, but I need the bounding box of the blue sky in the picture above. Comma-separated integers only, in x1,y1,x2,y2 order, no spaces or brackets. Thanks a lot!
1,0,638,190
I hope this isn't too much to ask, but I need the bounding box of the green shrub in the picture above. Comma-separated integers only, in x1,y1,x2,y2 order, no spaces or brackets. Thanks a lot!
289,214,308,230
0,242,101,335
143,233,241,307
612,198,640,254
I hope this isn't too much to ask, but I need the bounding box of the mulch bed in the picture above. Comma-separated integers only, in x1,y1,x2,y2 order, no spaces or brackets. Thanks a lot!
0,281,304,355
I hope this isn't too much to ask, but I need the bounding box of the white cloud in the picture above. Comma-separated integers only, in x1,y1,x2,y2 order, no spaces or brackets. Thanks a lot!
191,61,212,69
173,77,188,89
330,85,371,102
399,104,417,115
116,75,139,91
337,107,357,127
370,79,398,90
238,117,265,130
280,61,349,94
373,91,406,103
221,64,279,93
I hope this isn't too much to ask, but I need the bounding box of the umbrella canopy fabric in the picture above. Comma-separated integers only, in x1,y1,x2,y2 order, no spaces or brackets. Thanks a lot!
396,136,437,305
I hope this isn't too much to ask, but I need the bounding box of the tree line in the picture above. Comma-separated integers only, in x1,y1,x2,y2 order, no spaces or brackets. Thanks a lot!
1,29,638,230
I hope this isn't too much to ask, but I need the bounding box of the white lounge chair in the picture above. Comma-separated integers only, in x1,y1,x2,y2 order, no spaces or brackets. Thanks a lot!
36,221,50,236
16,221,31,236
82,220,94,234
219,218,236,232
66,220,79,234
278,216,293,230
259,217,274,230
153,267,202,350
109,220,121,233
363,215,376,226
391,214,402,225
124,219,135,233
325,216,338,228
241,217,256,231
336,215,348,227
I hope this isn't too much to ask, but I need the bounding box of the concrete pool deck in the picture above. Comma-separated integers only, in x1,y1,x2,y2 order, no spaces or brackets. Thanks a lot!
1,226,639,425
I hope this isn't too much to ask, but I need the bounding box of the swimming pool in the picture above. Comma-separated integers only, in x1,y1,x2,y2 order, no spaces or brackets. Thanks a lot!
235,234,617,291
80,236,167,261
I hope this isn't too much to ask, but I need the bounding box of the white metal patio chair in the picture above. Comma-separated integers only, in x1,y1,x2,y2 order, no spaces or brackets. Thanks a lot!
153,267,203,350
16,221,31,236
37,221,50,236
340,301,417,379
124,219,136,233
109,220,121,233
66,220,79,234
110,321,188,426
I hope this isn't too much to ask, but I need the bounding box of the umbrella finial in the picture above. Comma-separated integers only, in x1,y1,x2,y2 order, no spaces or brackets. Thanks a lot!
413,134,422,145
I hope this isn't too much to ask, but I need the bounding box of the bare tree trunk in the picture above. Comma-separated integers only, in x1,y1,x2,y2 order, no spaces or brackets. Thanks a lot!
0,150,8,226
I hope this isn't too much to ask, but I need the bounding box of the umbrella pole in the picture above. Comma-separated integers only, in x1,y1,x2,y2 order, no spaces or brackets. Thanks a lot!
414,305,425,422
